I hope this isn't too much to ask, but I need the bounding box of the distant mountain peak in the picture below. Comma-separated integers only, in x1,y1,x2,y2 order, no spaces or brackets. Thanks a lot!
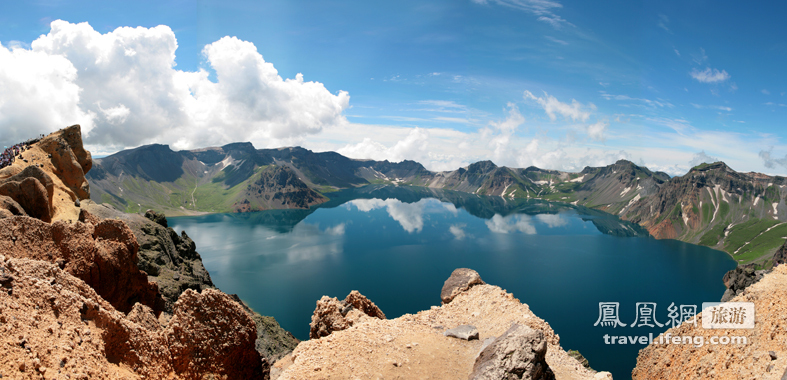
467,160,498,174
690,161,730,172
221,142,256,153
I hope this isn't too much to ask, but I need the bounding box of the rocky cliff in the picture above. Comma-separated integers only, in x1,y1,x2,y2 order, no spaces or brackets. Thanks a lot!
0,125,91,222
0,126,298,378
632,263,787,380
273,269,613,380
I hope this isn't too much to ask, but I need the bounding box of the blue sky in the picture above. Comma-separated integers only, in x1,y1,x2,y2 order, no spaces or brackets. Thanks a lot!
2,0,786,175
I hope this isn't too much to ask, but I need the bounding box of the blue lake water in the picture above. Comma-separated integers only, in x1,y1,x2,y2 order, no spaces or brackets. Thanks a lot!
169,185,736,379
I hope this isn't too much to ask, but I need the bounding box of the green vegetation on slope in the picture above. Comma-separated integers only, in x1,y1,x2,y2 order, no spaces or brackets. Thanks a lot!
724,218,782,253
731,223,787,263
698,224,727,247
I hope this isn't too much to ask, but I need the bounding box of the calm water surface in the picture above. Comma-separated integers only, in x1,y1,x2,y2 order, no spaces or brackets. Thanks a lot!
170,185,736,379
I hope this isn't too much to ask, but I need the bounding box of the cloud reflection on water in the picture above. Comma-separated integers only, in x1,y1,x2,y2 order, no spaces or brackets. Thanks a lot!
485,214,537,234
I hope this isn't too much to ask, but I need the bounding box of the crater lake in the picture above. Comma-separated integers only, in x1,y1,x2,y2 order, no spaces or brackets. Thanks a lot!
169,185,736,379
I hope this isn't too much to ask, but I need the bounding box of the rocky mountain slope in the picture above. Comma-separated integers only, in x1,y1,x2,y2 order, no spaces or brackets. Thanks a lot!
621,162,787,265
273,269,613,380
0,125,297,378
632,261,787,380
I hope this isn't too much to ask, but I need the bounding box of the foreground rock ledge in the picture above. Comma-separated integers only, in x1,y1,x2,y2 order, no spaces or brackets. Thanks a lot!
633,263,787,380
0,256,264,379
277,280,611,379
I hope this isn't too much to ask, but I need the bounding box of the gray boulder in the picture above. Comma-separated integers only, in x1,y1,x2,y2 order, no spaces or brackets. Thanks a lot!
469,323,555,380
144,208,168,227
721,265,768,301
441,268,485,304
444,325,479,340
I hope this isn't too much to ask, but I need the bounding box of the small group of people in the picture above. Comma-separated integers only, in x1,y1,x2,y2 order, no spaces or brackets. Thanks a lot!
1,142,31,170
1,134,47,170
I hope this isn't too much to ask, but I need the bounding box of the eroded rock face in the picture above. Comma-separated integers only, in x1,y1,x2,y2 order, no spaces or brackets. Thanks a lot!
34,124,92,200
85,202,213,313
144,209,168,228
721,265,766,302
633,264,787,380
441,268,486,304
0,215,163,314
85,202,300,364
469,324,555,380
345,290,386,319
309,290,386,339
168,289,264,379
0,256,266,379
772,241,787,266
0,166,55,222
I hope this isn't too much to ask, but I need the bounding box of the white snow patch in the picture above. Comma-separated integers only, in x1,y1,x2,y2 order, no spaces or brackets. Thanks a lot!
501,183,511,198
534,180,549,185
571,200,578,205
719,187,729,203
217,156,232,171
620,187,632,197
622,194,641,213
724,223,734,237
708,186,722,224
681,202,689,226
754,196,762,207
570,175,585,183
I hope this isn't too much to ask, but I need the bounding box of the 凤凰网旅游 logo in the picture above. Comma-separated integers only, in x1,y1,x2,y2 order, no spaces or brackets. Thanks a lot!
701,302,755,329
593,301,754,347
593,302,698,328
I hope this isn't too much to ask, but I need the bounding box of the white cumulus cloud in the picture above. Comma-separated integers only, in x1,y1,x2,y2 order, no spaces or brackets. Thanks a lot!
0,40,95,146
0,20,349,152
587,120,607,142
337,127,430,164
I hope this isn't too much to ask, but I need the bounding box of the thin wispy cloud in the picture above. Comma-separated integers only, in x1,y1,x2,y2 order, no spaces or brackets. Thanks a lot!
690,104,733,112
657,14,671,32
690,67,731,83
524,90,594,122
691,48,708,65
545,35,568,45
599,92,674,109
418,100,466,109
471,0,573,28
433,117,471,123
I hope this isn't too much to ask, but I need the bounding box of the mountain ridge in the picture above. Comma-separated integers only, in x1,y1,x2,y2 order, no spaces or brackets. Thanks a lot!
86,142,787,266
